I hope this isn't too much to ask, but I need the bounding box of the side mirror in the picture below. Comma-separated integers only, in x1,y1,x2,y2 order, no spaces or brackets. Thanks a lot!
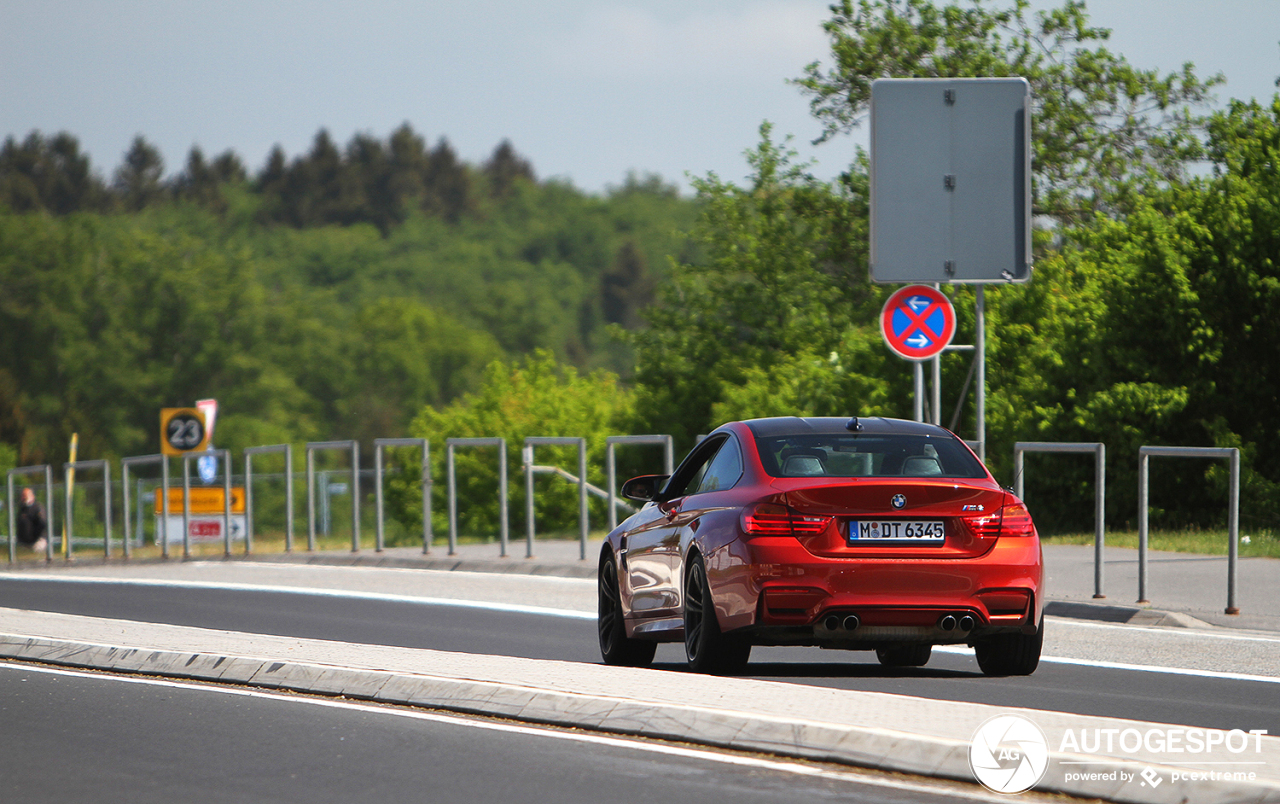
620,474,669,502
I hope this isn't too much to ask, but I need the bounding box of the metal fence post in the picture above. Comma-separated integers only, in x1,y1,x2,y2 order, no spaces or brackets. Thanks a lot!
524,437,588,559
446,437,508,557
1228,448,1241,615
1138,449,1149,604
6,471,13,564
373,438,430,554
243,445,295,552
604,435,673,531
1137,445,1241,613
222,450,232,557
351,442,360,553
160,456,170,558
306,445,316,551
284,446,293,552
374,443,384,552
122,460,133,558
577,440,588,560
182,455,192,558
447,444,457,556
1094,443,1106,600
523,445,535,559
1012,441,1107,599
305,441,360,552
64,463,74,560
63,459,111,559
121,455,166,558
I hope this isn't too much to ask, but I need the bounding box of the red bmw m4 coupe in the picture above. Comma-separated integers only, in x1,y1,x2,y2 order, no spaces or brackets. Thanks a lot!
598,416,1044,676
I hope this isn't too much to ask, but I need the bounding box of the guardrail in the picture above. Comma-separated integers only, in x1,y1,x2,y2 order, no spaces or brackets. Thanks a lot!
446,437,507,557
1138,445,1241,614
121,454,166,560
605,435,673,531
307,441,359,553
64,459,112,560
522,437,589,560
10,429,1252,617
1014,441,1106,599
245,444,293,553
374,438,430,554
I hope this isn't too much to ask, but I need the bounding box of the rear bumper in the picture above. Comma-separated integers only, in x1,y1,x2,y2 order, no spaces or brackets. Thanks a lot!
712,535,1043,642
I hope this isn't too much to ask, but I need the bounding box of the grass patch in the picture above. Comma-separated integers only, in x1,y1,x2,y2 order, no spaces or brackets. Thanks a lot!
1043,528,1280,558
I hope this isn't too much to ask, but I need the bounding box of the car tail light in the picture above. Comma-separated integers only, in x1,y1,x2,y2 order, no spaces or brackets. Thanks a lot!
965,501,1036,538
998,501,1036,536
741,503,832,538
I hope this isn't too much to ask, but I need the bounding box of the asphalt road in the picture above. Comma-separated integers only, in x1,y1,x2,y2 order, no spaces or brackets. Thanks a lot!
1,577,1275,734
0,661,1005,804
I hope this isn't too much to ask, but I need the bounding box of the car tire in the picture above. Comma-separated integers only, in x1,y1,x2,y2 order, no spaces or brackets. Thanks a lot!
598,552,656,667
683,553,750,675
974,620,1043,676
876,644,932,668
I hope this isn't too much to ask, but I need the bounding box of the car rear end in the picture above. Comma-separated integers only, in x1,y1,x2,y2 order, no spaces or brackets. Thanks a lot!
735,418,1042,651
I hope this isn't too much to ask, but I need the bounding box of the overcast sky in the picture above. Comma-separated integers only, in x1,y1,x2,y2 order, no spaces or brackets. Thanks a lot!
3,1,1278,193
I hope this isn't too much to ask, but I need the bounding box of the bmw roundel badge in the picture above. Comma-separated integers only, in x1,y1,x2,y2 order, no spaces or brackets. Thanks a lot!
891,494,906,509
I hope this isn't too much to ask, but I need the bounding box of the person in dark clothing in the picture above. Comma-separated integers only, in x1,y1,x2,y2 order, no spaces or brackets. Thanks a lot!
16,487,48,553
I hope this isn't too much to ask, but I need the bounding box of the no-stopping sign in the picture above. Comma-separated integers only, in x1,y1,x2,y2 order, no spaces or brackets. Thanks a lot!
880,285,957,361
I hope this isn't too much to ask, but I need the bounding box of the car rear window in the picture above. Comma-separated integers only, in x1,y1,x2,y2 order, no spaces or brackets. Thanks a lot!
754,433,987,479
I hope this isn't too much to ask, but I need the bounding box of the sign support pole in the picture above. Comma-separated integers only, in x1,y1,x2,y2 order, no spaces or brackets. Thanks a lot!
976,287,987,461
931,354,942,425
931,284,943,426
913,362,925,422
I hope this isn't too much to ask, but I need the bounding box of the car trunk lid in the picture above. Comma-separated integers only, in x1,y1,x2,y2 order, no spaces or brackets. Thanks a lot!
777,478,1007,559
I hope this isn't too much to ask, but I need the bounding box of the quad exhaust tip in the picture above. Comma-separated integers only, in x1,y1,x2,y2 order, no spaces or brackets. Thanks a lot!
822,614,861,631
938,613,976,632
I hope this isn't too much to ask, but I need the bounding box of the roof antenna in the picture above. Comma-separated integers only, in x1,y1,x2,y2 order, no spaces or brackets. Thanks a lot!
845,416,863,432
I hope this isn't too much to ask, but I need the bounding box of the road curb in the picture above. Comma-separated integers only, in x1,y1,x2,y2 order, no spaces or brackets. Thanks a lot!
1,632,1276,804
0,551,600,579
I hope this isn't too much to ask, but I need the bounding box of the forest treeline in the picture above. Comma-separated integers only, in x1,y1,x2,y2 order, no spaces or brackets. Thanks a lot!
5,0,1280,539
3,124,535,231
0,125,697,467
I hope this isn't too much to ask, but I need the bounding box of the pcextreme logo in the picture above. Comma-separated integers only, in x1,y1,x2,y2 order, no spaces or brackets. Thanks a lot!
968,714,1050,794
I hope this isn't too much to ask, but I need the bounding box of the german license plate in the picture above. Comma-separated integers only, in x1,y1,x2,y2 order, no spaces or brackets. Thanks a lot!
848,520,945,543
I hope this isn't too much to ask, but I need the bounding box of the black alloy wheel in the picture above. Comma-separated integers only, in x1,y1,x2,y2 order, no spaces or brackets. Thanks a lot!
598,552,656,667
683,554,750,675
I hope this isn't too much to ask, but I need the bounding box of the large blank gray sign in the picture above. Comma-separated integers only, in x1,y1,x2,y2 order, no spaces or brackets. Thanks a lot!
870,77,1031,284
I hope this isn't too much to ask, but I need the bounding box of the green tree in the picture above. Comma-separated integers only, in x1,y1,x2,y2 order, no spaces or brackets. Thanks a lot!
982,97,1280,531
0,131,108,214
402,351,633,540
113,135,165,211
794,0,1222,223
629,124,888,447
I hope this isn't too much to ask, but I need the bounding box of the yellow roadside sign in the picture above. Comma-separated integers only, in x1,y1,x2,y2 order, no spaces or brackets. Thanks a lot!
155,486,246,515
160,408,209,456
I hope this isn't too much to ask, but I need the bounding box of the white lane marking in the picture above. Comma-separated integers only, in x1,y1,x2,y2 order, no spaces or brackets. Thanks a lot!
1045,615,1280,644
0,574,595,620
7,575,1278,682
933,646,1280,684
182,561,596,586
0,661,1004,802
